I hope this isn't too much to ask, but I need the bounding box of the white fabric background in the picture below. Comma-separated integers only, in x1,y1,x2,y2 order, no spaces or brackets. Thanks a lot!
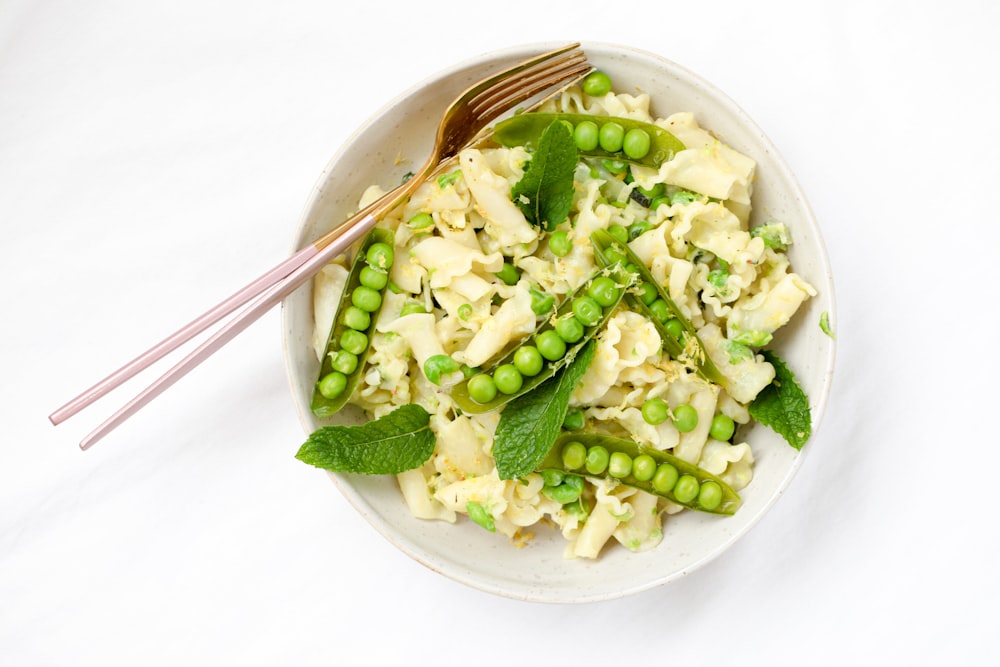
3,1,997,664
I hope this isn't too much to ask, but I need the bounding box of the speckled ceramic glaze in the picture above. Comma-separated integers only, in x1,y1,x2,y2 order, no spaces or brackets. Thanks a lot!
281,42,836,603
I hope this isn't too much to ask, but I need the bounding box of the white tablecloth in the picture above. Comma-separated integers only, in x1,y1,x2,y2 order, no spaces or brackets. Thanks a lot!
3,1,997,664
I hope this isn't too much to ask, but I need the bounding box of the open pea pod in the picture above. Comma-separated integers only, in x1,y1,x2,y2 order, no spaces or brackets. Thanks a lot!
590,228,726,387
451,266,634,414
494,112,685,168
538,432,741,515
311,227,394,417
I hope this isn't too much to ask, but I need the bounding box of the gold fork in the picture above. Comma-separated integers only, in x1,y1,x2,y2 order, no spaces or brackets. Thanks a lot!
50,43,592,449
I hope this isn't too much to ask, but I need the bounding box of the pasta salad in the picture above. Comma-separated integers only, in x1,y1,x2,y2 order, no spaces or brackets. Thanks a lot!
297,71,816,559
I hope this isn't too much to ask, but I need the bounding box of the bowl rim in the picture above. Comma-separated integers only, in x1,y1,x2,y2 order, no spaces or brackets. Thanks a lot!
281,40,836,603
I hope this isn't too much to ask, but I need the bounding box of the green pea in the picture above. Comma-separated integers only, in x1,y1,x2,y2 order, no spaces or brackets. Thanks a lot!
543,475,584,504
365,242,394,271
359,265,389,291
622,128,652,159
549,230,572,257
340,329,368,355
648,298,670,323
582,70,612,97
710,414,736,441
513,345,544,377
635,182,666,200
554,314,584,343
467,374,498,404
672,404,699,433
317,371,347,400
573,120,600,151
342,306,371,331
400,301,427,316
603,158,628,175
330,350,358,375
651,463,679,494
632,454,657,482
561,441,587,470
493,364,524,395
664,318,684,340
571,295,602,327
562,407,585,431
608,451,633,479
604,248,627,266
587,276,620,307
407,212,434,230
649,195,671,210
495,262,520,286
424,354,461,385
351,285,383,313
598,122,625,153
673,475,700,503
698,481,723,511
536,330,567,361
541,469,564,487
641,397,670,426
628,220,654,241
637,281,658,306
584,445,610,475
607,224,629,245
530,288,555,316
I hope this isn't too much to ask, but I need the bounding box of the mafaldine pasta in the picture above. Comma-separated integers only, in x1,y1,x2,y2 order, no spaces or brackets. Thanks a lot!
310,78,815,559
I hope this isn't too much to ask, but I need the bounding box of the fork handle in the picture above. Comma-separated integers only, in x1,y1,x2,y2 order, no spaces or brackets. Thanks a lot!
77,212,376,450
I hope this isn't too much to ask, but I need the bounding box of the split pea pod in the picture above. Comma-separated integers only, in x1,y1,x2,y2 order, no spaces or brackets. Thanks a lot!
590,228,726,387
311,227,395,417
537,432,741,515
493,112,685,168
451,266,634,414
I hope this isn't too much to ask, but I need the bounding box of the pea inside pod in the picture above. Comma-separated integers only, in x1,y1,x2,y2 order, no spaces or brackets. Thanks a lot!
493,112,686,169
590,228,726,387
451,266,634,414
537,432,742,515
311,227,395,417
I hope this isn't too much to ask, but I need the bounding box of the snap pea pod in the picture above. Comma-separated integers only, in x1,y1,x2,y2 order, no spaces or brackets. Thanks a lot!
451,266,634,414
311,227,395,417
494,112,685,168
537,432,741,515
590,228,726,387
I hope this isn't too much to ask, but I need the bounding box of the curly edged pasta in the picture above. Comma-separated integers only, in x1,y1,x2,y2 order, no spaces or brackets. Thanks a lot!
306,71,815,560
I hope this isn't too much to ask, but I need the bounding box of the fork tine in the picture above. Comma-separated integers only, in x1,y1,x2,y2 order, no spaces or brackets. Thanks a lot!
471,60,592,125
469,50,588,115
458,43,582,100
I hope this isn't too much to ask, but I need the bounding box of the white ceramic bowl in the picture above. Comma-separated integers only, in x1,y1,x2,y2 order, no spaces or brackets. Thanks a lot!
282,42,836,603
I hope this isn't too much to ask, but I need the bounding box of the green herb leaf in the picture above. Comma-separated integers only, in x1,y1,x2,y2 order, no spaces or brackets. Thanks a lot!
510,120,578,232
295,404,435,474
749,350,811,450
493,340,596,479
465,501,496,532
820,311,835,339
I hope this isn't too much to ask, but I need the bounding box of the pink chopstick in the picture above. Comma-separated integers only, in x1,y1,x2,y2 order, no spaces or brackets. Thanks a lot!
47,247,317,426
74,213,375,450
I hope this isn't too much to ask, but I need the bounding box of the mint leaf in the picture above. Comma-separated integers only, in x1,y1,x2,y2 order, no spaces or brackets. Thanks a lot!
296,404,435,474
493,340,596,479
749,350,811,450
510,120,578,231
